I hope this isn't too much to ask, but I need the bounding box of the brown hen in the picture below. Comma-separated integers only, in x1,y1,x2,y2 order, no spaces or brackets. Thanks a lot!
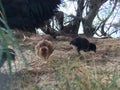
35,39,54,63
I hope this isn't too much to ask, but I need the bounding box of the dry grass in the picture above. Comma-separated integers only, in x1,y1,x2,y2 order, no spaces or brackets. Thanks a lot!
1,36,120,90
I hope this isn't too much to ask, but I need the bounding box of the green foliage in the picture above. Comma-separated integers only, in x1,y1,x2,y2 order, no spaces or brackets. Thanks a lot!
0,2,27,75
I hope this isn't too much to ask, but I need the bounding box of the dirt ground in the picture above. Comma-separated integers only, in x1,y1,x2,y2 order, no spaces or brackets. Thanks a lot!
0,35,120,90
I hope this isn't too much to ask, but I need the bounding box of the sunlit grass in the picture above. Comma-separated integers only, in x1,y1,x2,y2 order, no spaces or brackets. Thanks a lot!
13,54,120,90
52,54,120,90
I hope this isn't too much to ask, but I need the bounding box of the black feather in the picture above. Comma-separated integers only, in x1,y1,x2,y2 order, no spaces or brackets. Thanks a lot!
70,37,96,53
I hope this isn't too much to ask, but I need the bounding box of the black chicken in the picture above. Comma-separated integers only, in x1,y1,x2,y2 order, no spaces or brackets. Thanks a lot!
70,37,96,54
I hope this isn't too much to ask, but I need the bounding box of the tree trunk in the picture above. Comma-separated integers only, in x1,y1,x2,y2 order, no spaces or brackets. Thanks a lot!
40,0,108,37
61,0,84,35
82,0,108,37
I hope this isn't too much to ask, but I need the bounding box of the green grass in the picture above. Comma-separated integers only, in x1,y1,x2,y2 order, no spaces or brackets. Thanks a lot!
0,2,28,75
13,54,120,90
52,55,120,90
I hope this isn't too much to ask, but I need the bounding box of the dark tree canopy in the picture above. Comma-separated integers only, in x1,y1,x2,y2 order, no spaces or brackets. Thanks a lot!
0,0,61,33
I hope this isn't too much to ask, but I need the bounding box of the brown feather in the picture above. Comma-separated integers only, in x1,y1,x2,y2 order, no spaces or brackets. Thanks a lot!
35,39,54,61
